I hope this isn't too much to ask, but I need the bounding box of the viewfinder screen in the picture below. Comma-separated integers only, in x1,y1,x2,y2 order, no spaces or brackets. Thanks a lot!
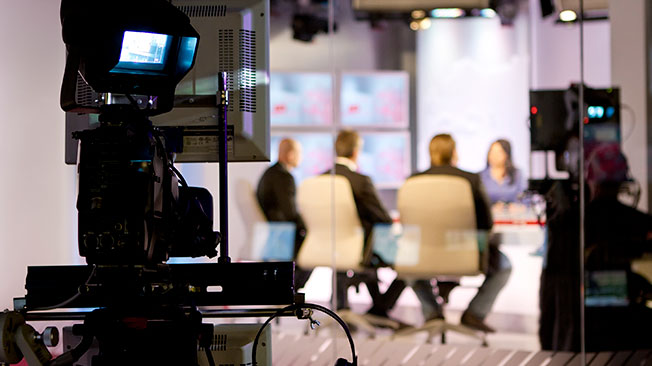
112,31,172,73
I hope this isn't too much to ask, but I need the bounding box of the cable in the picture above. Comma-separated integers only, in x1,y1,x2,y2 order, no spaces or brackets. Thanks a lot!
620,103,637,143
251,303,357,366
171,165,189,188
152,130,189,189
204,347,216,366
125,94,141,111
32,265,97,311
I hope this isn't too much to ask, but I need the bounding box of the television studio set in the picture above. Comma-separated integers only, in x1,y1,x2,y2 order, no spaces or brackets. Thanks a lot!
0,0,650,365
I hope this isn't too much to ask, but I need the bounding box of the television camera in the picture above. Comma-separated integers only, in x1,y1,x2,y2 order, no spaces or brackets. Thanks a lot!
0,1,297,365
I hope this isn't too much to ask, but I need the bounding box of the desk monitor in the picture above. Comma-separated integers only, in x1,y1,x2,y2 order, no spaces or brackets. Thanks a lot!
65,0,271,164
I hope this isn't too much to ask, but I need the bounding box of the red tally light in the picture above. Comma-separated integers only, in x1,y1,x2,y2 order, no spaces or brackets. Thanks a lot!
531,106,538,115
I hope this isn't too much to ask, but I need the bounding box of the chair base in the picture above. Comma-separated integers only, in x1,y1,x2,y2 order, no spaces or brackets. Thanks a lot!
310,309,401,337
392,318,488,346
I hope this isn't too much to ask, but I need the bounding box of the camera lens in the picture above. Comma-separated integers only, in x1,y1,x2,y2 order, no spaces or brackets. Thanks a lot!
83,234,99,249
100,234,115,249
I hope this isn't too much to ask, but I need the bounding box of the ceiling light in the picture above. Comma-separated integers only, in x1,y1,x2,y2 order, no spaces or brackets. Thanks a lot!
480,8,496,18
559,9,577,22
420,17,432,30
411,9,426,19
430,8,465,18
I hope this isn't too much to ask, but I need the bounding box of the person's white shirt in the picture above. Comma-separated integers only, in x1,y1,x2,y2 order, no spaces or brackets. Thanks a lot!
335,156,358,172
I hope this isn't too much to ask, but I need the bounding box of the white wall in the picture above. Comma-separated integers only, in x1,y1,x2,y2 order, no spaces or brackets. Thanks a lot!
610,0,648,212
416,14,531,174
529,0,611,89
0,1,79,310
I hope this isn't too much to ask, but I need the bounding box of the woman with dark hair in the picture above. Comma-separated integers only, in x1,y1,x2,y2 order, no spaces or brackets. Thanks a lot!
479,139,527,205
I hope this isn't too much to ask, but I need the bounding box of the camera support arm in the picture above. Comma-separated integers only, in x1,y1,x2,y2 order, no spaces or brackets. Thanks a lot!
0,311,58,366
217,71,230,264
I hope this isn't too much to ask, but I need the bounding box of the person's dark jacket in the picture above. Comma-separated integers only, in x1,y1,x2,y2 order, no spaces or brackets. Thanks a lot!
326,164,392,247
414,165,493,231
585,197,652,270
256,162,306,255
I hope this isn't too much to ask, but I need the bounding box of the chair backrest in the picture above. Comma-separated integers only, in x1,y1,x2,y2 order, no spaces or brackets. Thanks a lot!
396,175,480,277
296,175,365,271
234,179,268,260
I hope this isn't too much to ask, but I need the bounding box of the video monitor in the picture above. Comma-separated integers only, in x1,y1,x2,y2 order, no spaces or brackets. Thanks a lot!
65,0,271,164
270,131,410,189
113,31,173,72
340,72,409,128
530,87,620,152
357,132,410,189
270,72,333,126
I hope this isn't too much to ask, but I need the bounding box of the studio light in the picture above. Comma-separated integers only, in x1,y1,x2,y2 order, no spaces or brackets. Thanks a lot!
411,9,427,19
559,9,577,22
479,8,496,18
292,13,331,42
430,8,465,18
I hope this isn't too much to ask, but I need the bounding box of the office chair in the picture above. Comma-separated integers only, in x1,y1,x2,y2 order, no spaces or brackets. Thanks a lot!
234,179,268,260
392,175,488,344
234,179,295,262
297,175,399,334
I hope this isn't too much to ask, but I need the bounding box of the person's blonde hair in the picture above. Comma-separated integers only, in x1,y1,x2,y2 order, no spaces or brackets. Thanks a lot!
335,129,361,158
429,134,456,166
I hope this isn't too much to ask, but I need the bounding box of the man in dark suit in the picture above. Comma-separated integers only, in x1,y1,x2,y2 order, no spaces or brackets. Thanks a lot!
373,134,511,333
327,130,393,311
331,130,393,247
257,138,311,289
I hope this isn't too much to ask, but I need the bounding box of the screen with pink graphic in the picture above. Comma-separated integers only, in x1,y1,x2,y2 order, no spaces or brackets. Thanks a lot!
270,133,334,183
341,72,409,127
358,132,410,188
270,73,332,126
271,132,410,188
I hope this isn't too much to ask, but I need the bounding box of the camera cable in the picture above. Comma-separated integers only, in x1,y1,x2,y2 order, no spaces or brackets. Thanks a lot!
31,265,97,311
251,302,357,366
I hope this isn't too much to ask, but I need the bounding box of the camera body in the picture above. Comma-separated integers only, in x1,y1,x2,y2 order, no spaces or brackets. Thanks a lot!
60,0,221,265
75,107,219,264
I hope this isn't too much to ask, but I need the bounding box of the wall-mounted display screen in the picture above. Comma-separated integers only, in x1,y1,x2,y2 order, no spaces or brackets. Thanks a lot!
358,132,410,188
340,72,409,127
270,133,334,183
270,73,333,126
270,131,410,189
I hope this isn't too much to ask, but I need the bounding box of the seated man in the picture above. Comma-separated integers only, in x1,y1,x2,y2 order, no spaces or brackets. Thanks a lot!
373,134,511,333
326,129,393,310
257,138,311,289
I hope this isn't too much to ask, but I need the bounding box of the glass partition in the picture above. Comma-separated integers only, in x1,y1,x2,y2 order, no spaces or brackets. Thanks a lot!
581,0,652,362
326,0,551,363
